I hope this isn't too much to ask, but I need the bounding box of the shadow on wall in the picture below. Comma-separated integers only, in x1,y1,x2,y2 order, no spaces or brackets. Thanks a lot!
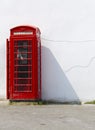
42,46,80,103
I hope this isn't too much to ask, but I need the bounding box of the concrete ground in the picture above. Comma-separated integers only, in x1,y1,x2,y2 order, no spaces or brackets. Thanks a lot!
0,103,95,130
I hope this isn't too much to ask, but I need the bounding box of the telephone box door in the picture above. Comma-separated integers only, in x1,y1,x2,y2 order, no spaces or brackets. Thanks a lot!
12,39,33,99
7,25,41,100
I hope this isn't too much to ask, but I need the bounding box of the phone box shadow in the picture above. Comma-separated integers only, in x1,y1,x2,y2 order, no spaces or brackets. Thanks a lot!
42,46,81,104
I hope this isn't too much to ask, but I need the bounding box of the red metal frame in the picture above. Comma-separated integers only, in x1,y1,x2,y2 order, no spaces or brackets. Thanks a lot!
6,25,41,100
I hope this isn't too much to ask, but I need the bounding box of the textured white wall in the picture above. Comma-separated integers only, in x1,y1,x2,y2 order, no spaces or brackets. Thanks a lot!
0,0,95,102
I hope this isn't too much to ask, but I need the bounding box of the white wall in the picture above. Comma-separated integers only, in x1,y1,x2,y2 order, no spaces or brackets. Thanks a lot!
0,0,95,102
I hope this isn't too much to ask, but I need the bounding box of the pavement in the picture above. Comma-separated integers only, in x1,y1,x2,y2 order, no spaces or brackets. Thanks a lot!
0,103,95,130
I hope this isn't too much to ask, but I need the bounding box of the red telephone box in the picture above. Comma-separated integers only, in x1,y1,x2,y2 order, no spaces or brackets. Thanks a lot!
6,25,41,100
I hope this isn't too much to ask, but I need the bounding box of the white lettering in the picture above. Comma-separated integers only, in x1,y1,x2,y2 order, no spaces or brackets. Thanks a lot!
14,32,33,35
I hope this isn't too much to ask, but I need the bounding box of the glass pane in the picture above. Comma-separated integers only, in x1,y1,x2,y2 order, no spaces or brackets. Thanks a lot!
17,40,28,65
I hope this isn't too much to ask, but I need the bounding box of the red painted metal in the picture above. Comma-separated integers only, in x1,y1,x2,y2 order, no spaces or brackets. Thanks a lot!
6,25,41,100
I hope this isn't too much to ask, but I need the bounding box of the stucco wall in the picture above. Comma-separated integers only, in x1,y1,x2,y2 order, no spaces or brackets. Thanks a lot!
0,0,95,102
